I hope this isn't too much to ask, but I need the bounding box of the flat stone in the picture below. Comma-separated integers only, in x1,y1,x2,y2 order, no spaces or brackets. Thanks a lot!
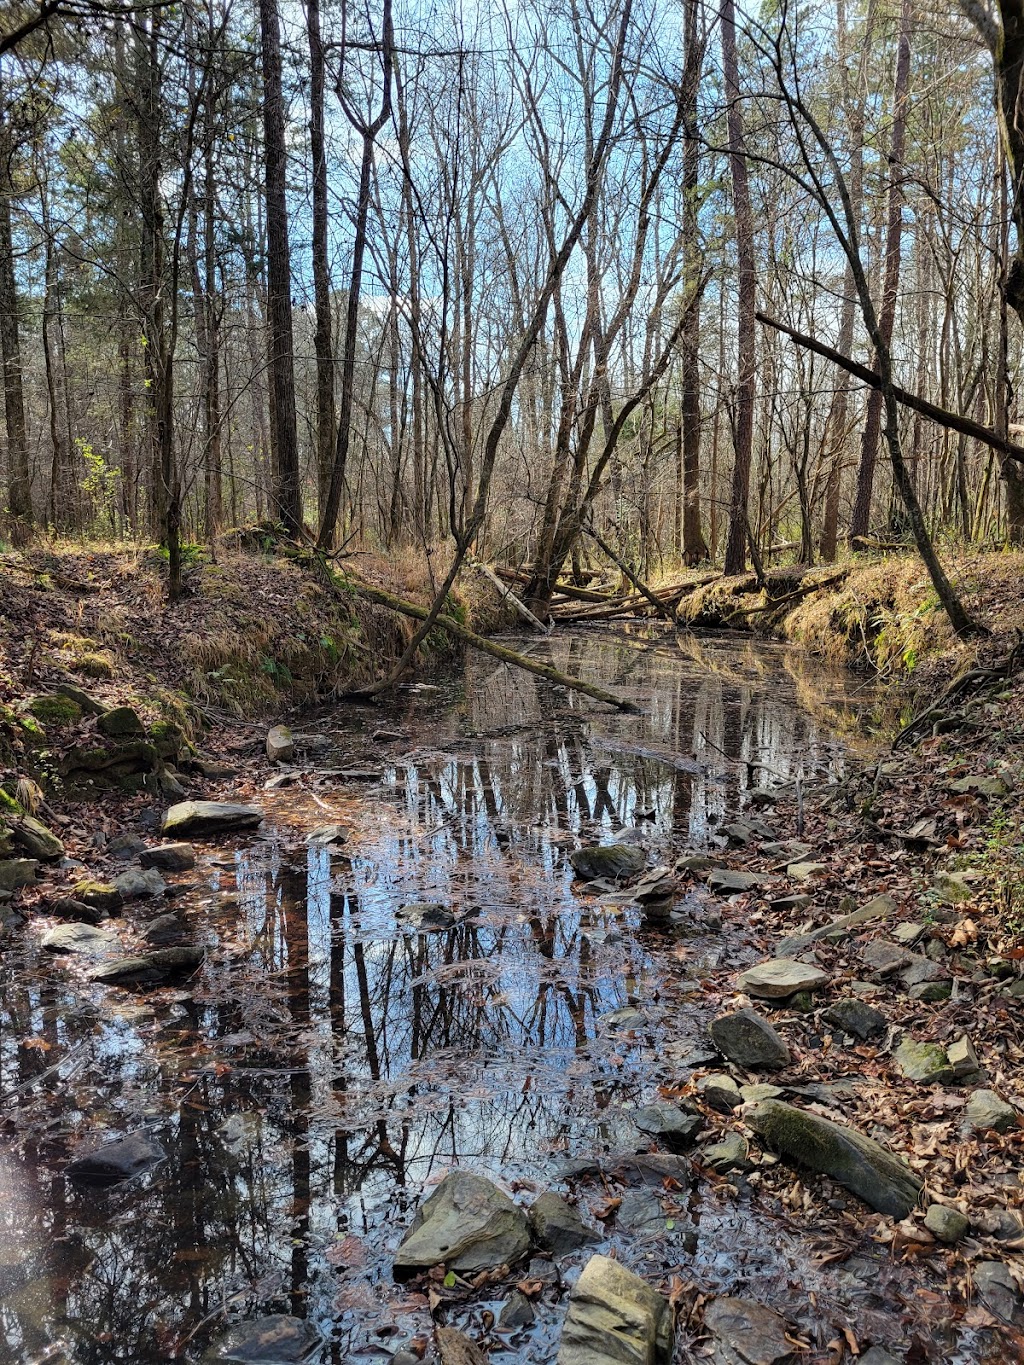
738,958,828,999
965,1089,1017,1133
499,1291,536,1329
787,861,827,881
598,1005,644,1030
70,879,122,912
947,1035,980,1078
710,1009,790,1070
899,957,950,989
54,682,105,714
739,1083,784,1103
305,824,349,848
140,842,195,871
972,1209,1024,1242
266,725,294,764
206,1314,322,1362
528,1192,601,1255
702,1131,752,1175
634,1102,703,1151
67,1130,164,1186
0,858,38,891
113,868,167,899
708,868,764,894
163,800,263,837
823,999,886,1040
11,814,64,861
924,1204,969,1243
41,922,115,956
107,833,148,859
676,853,714,872
97,706,145,737
931,872,974,905
908,980,952,1003
780,894,896,959
394,1171,530,1274
861,940,913,977
570,844,647,881
89,946,204,986
632,866,676,903
895,1038,954,1084
703,1296,793,1365
558,1254,673,1365
193,759,237,779
893,922,925,945
949,774,1009,798
974,1261,1022,1325
761,841,814,859
398,901,457,932
698,1074,744,1113
746,1099,923,1218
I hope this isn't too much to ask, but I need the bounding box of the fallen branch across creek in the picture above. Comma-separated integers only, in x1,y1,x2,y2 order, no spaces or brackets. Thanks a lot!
326,571,643,713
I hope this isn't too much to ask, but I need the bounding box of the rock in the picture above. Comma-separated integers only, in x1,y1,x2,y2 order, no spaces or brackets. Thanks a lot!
761,840,814,859
108,832,148,859
528,1192,601,1254
769,892,814,912
972,1209,1024,1242
140,842,196,871
193,759,237,779
67,1130,164,1186
710,1009,791,1070
558,1254,673,1365
266,725,294,764
41,922,115,956
90,946,204,986
702,1131,752,1175
46,897,108,926
947,1035,981,1079
931,872,973,905
697,1074,744,1112
163,800,263,837
740,1083,784,1103
205,1314,322,1362
598,1005,644,1030
113,867,167,899
786,861,827,882
949,774,1009,798
305,823,348,848
70,879,123,912
54,682,105,714
974,1261,1022,1325
895,1037,954,1084
893,922,925,945
499,1291,536,1329
924,1204,969,1243
634,1101,703,1151
143,913,185,944
569,844,646,881
965,1089,1017,1133
615,1187,692,1246
858,1350,899,1365
97,706,145,737
899,957,950,989
703,1296,793,1365
11,814,64,861
823,999,886,1040
737,958,828,999
399,901,457,932
861,940,912,977
676,853,714,872
748,1099,923,1218
0,858,38,891
157,767,186,798
908,980,951,1003
777,894,895,957
632,866,676,903
393,1171,530,1274
708,868,764,894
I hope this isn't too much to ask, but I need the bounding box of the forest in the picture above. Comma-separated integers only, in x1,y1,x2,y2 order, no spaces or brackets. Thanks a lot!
5,0,1024,1363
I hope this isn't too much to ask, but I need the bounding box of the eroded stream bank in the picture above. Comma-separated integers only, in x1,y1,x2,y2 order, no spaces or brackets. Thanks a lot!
0,628,1018,1364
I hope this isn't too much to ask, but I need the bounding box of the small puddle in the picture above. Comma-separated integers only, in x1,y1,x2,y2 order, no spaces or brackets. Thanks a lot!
0,629,984,1362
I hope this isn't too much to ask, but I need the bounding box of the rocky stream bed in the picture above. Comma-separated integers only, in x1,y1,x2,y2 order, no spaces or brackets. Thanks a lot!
1,628,1022,1364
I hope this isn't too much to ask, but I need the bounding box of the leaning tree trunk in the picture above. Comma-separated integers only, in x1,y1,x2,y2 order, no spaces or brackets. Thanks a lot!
721,0,756,575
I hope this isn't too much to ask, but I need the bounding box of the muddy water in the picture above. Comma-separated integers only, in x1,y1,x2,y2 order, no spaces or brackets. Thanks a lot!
0,628,967,1363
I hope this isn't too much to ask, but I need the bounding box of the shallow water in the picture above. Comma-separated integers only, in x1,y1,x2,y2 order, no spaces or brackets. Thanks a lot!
0,628,984,1363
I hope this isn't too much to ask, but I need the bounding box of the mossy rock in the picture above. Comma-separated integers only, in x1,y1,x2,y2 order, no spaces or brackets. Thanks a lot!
27,694,82,726
747,1098,922,1218
60,739,158,777
72,651,116,679
70,880,124,913
97,707,145,738
11,814,64,861
148,720,187,760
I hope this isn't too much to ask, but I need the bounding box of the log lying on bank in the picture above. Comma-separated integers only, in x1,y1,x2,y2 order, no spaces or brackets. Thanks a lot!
329,572,642,713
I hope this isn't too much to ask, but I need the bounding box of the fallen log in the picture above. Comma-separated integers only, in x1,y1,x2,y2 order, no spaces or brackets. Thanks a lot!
582,524,677,622
467,555,549,633
332,574,642,712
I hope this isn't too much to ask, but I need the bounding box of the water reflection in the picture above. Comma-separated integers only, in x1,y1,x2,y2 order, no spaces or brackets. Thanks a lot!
0,629,889,1364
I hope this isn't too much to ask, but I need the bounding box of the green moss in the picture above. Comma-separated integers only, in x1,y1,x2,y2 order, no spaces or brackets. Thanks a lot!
28,695,82,725
74,651,115,679
0,788,21,814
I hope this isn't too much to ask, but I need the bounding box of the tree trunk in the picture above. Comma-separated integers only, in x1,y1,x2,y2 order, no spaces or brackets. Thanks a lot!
0,89,31,536
721,0,756,575
307,0,335,523
849,0,910,542
681,0,708,565
259,0,302,534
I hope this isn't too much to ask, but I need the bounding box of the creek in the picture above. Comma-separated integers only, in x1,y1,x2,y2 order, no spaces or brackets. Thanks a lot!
3,627,964,1365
